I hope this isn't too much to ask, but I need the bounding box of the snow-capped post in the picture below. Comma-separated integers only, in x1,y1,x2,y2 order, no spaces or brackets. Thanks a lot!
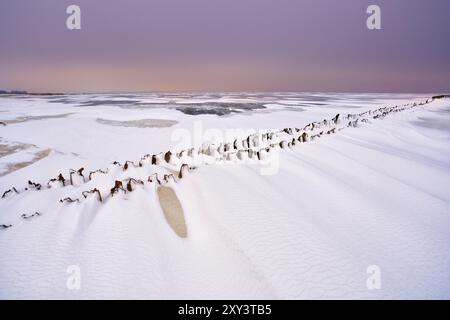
110,180,125,196
178,164,189,179
366,5,381,30
332,114,341,125
152,153,164,165
82,188,103,202
279,140,288,149
69,168,85,186
301,132,309,142
237,150,248,161
66,5,81,30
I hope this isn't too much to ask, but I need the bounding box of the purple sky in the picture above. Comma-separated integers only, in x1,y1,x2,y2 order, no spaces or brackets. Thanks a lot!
0,0,449,93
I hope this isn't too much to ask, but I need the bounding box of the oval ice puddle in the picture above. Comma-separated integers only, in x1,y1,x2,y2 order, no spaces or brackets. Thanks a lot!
157,186,187,238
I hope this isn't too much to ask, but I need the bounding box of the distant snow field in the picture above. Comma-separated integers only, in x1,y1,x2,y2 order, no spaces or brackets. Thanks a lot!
0,93,449,299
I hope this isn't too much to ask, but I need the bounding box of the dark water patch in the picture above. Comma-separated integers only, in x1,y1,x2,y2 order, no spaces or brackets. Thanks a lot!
79,99,141,107
175,102,266,116
293,103,327,107
96,118,178,128
47,98,78,104
283,107,306,112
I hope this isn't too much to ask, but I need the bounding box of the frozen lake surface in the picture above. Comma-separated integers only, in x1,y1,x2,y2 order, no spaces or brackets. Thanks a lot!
0,93,449,299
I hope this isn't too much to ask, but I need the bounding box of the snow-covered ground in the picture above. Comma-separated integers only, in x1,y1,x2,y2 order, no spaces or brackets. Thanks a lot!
0,93,449,299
